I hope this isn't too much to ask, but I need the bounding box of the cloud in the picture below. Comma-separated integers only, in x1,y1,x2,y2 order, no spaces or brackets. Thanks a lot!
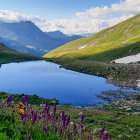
0,0,138,35
0,10,46,25
42,15,132,35
76,0,140,19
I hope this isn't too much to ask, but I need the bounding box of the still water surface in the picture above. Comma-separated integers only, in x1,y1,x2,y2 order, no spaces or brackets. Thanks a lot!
0,60,125,106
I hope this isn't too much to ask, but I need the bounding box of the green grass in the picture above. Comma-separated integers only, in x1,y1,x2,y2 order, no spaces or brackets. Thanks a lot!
0,92,58,106
44,14,140,86
0,43,41,65
1,105,140,140
44,14,140,61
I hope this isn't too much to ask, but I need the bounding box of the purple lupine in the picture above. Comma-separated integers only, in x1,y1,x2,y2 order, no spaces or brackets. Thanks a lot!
7,95,13,104
53,104,56,114
21,114,27,120
80,115,84,123
29,136,31,140
66,116,70,126
32,113,38,125
99,128,105,138
63,115,67,127
45,101,49,107
72,124,77,136
22,95,28,104
55,128,57,133
43,127,49,136
68,135,71,140
62,111,65,120
103,133,111,140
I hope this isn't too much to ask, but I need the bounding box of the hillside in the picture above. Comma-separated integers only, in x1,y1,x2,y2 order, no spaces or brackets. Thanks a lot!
0,43,40,65
45,14,140,61
0,22,82,57
44,14,140,87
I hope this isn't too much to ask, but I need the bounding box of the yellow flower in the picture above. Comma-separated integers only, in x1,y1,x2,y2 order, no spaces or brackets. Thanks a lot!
12,108,16,112
19,120,22,122
19,102,25,107
19,109,25,115
16,104,20,108
86,132,90,137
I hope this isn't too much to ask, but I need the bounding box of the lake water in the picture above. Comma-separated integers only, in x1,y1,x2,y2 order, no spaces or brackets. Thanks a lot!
0,60,130,106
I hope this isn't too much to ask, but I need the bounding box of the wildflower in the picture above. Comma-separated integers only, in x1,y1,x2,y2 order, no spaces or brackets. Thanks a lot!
43,127,49,136
7,95,13,104
103,133,111,140
68,135,71,140
45,101,49,107
22,95,28,104
19,109,25,115
53,104,56,114
29,136,31,140
80,115,84,123
72,124,77,136
16,104,20,108
32,113,38,125
62,111,65,120
21,114,26,120
12,108,16,112
19,102,25,107
99,128,105,138
19,120,22,122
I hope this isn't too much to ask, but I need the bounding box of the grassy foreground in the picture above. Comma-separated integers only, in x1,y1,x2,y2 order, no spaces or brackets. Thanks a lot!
0,92,140,140
0,43,41,66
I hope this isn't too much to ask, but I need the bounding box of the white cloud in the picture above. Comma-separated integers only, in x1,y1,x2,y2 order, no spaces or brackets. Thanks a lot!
76,0,140,19
0,10,46,25
0,0,139,35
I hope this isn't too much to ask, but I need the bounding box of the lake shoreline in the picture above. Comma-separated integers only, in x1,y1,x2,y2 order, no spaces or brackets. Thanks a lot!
45,58,140,88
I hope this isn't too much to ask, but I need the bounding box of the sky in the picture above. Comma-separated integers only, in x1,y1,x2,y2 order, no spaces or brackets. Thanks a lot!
0,0,140,35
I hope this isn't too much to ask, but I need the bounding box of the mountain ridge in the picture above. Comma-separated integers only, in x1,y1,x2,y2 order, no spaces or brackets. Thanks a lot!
44,14,140,61
0,21,83,57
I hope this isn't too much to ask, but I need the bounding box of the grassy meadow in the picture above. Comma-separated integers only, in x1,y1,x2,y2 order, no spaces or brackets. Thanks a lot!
0,92,140,140
0,43,41,66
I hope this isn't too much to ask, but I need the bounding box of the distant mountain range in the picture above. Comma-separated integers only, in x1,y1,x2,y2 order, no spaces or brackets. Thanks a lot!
0,21,82,56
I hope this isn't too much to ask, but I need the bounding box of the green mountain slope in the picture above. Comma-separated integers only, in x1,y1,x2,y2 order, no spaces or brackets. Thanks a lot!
44,14,140,61
0,43,40,65
44,14,140,87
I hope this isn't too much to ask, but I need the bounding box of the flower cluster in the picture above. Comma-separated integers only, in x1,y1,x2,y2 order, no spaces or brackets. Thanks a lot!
10,95,111,140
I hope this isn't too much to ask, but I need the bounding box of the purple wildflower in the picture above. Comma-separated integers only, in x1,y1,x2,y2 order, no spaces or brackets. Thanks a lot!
29,136,31,140
72,124,77,136
68,135,71,140
45,101,49,107
53,104,56,114
32,113,38,125
62,111,65,120
21,114,27,120
7,95,13,104
22,95,28,104
55,128,57,133
99,128,105,138
43,127,49,136
66,116,70,126
81,115,84,123
103,133,111,140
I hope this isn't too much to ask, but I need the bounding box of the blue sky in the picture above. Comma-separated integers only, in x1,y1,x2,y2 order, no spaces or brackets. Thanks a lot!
0,0,121,20
0,0,139,34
